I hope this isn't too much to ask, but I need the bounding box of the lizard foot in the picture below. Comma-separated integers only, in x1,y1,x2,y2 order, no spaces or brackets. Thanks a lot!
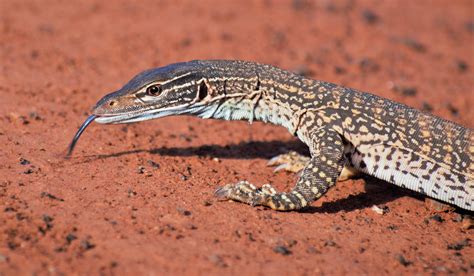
267,151,309,173
215,181,276,206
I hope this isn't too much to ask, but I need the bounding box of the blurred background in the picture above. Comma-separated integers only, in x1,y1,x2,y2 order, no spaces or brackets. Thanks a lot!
2,0,473,125
1,0,473,274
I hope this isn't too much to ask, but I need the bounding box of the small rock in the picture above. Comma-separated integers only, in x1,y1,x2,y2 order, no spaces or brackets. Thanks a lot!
147,160,160,169
399,38,426,52
127,189,137,197
465,21,474,32
273,245,292,255
0,253,8,262
23,168,34,174
202,200,212,207
7,242,18,250
371,204,389,215
19,158,30,165
110,261,118,268
247,233,256,242
40,192,64,202
429,214,444,223
447,239,470,251
421,102,433,112
359,58,380,73
361,9,379,24
396,254,412,266
456,60,468,72
29,112,42,121
446,103,459,116
177,208,192,216
452,214,463,223
334,66,347,75
324,240,337,247
137,166,145,174
307,246,321,254
66,233,77,244
389,82,417,97
4,207,15,212
80,239,95,250
400,87,417,97
292,0,313,10
387,225,398,231
208,254,227,267
185,223,198,230
461,215,474,230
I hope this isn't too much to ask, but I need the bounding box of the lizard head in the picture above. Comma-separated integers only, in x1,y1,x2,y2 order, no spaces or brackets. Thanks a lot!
67,60,215,156
93,60,213,124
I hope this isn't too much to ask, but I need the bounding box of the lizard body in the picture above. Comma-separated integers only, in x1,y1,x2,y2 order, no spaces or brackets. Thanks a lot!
68,60,474,211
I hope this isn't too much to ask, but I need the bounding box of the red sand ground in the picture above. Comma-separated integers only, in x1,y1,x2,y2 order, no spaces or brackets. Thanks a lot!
1,0,473,274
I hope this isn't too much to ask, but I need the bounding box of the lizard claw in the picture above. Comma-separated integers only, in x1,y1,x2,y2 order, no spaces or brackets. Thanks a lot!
267,151,310,174
214,184,232,200
273,163,290,172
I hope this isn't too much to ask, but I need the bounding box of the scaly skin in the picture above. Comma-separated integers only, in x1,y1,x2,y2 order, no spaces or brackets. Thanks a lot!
68,60,474,211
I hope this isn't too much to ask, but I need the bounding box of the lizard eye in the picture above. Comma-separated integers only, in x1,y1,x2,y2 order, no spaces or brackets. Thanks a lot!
146,84,162,96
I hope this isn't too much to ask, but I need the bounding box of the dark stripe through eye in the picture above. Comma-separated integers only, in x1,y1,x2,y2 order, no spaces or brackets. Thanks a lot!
146,84,162,96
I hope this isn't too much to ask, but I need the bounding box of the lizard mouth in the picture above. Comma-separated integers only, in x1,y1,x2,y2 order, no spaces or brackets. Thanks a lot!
66,103,194,157
94,104,193,124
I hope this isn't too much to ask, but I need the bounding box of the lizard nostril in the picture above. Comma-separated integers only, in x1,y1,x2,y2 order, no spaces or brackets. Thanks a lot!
109,100,117,107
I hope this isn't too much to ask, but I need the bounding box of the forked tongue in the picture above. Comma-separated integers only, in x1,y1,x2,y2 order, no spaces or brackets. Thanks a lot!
66,115,97,158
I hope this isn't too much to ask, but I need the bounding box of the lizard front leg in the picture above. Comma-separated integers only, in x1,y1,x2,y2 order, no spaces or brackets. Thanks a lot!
215,129,346,211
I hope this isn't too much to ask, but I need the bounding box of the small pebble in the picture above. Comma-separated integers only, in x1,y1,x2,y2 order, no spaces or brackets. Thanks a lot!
177,208,192,216
80,240,95,250
359,58,380,73
396,254,412,266
273,245,292,255
324,240,337,247
461,215,474,230
456,60,468,72
137,166,145,174
446,103,459,116
66,233,77,244
361,9,379,24
19,158,30,165
465,21,474,32
0,253,8,262
334,66,347,75
208,254,227,267
23,168,34,174
399,38,426,52
429,214,444,223
447,239,469,251
371,205,389,215
147,160,160,169
421,102,433,112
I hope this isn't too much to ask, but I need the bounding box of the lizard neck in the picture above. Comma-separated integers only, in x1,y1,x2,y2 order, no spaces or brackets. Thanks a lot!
191,93,297,132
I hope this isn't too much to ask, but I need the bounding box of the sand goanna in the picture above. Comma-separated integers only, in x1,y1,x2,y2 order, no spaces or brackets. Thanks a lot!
67,60,474,211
